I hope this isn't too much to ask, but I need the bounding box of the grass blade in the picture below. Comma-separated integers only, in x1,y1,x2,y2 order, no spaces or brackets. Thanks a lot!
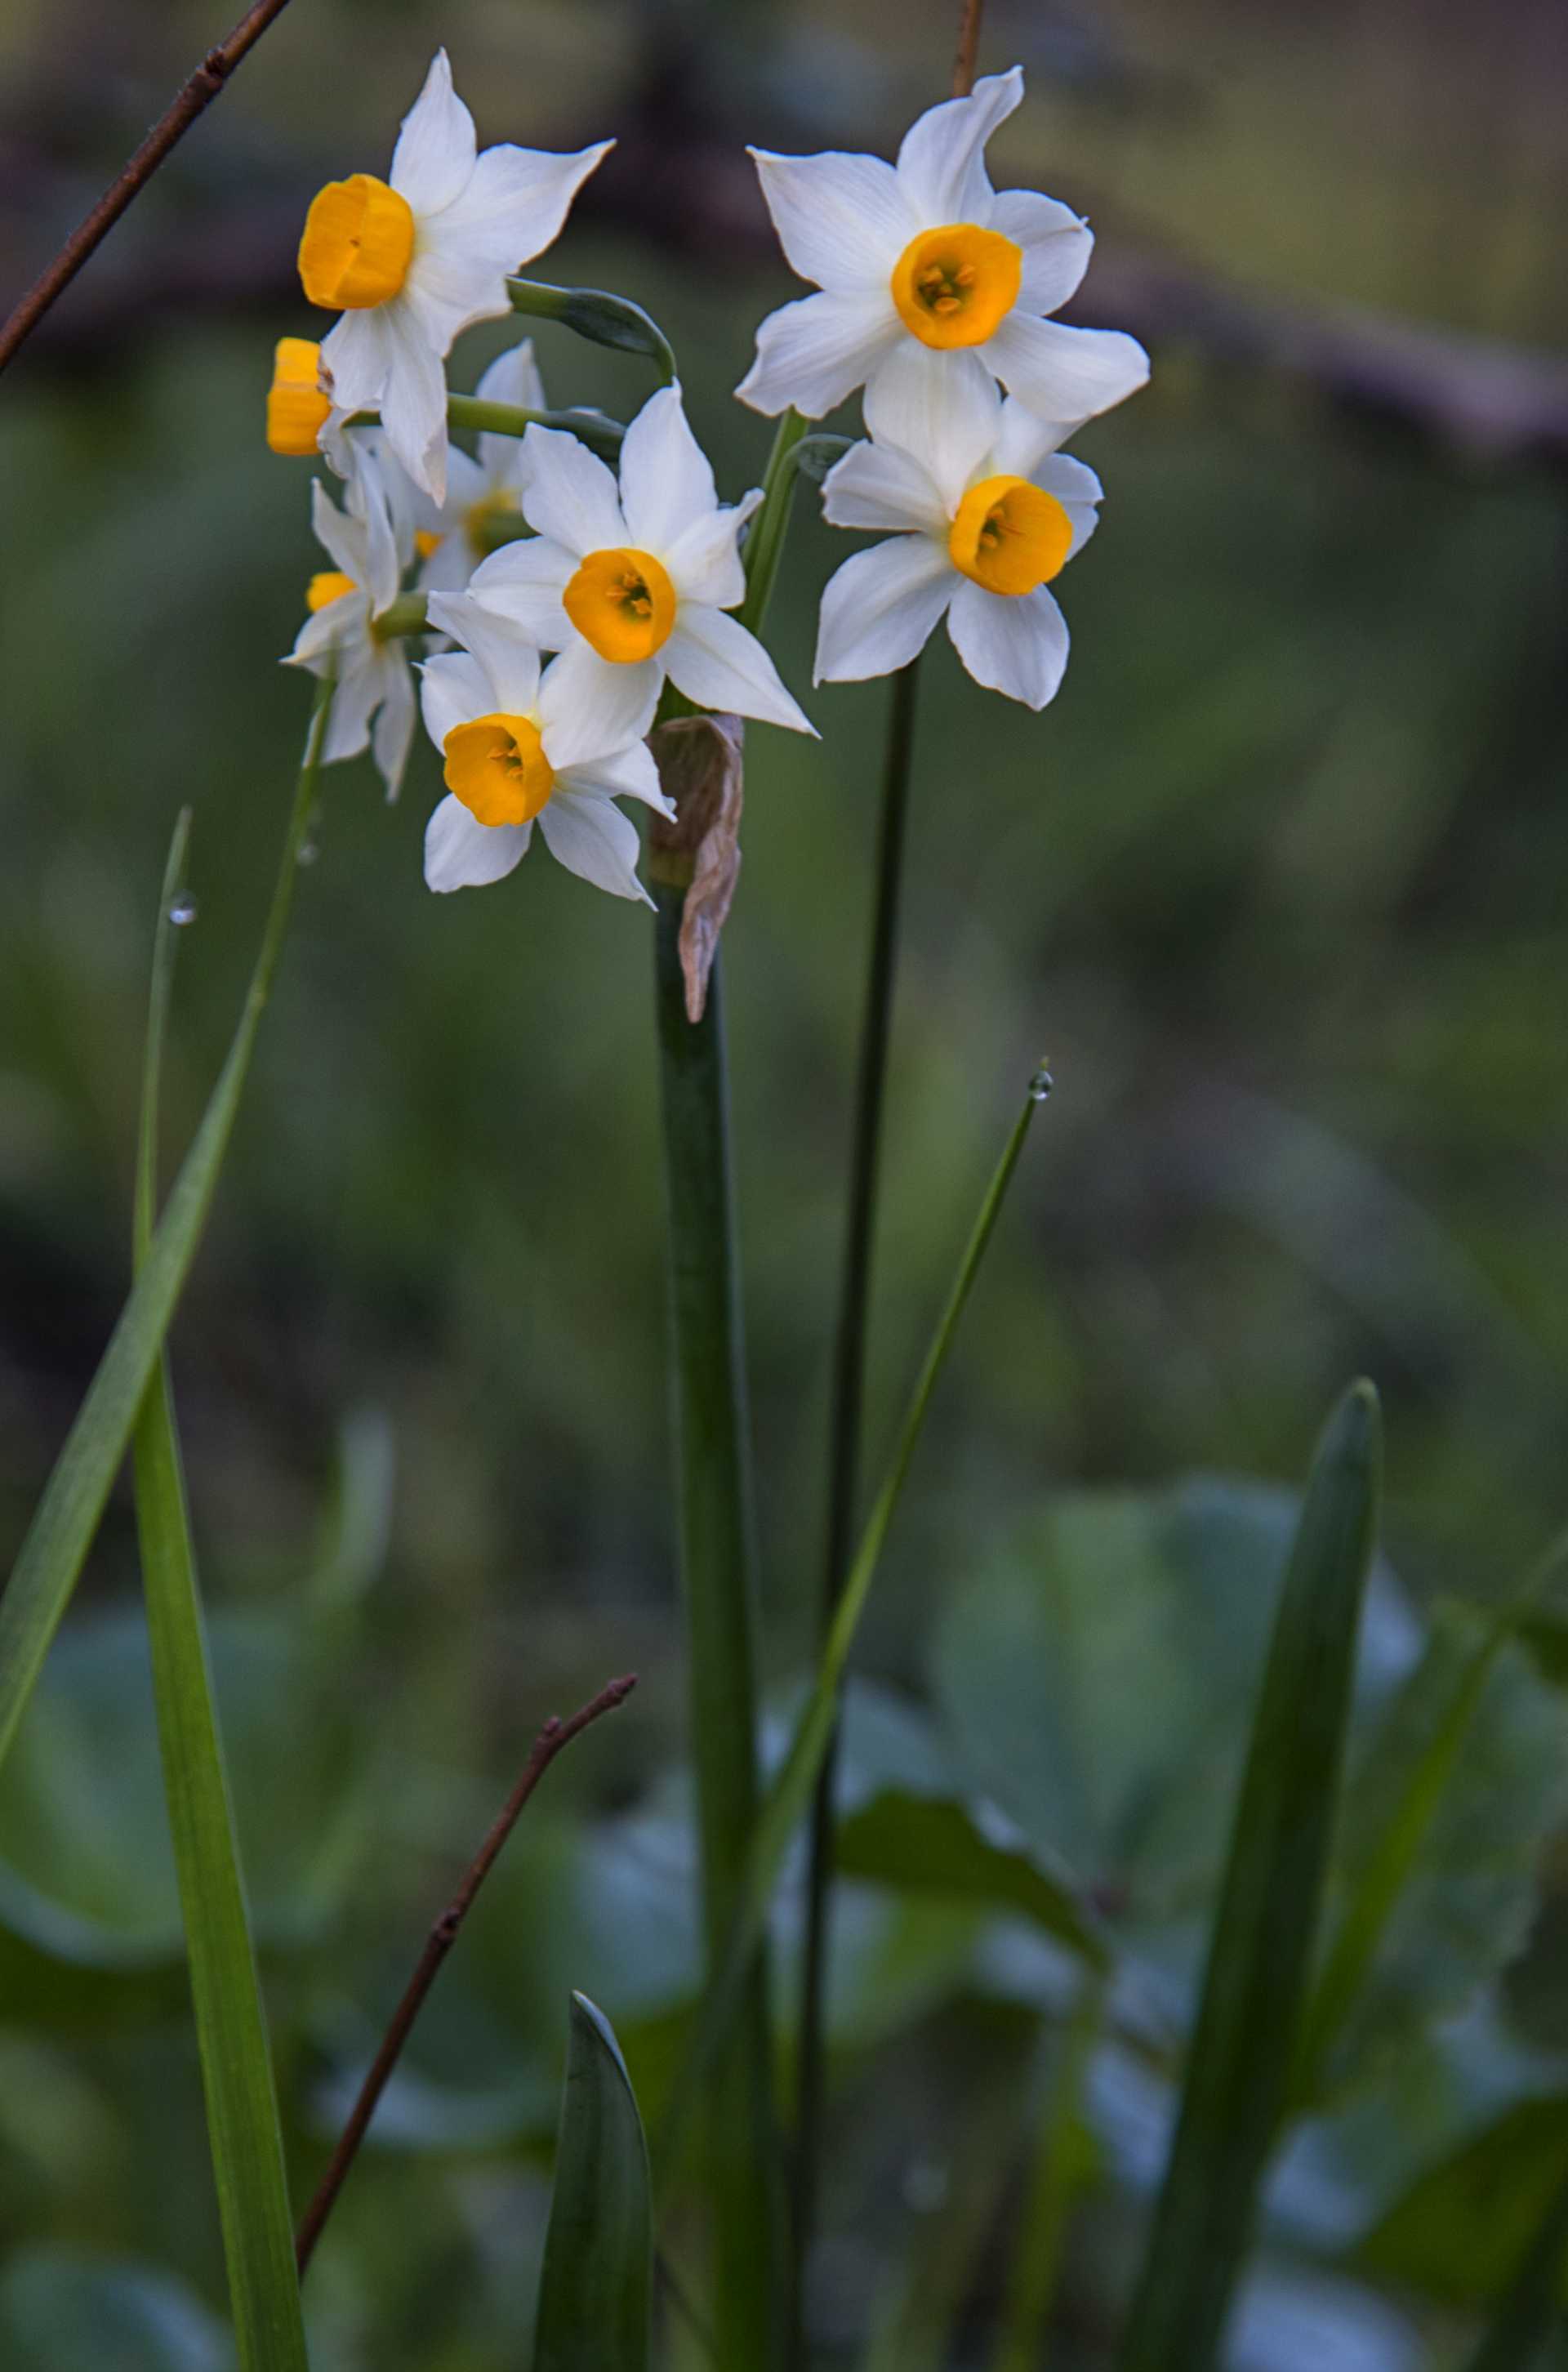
534,1994,653,2372
1116,1379,1383,2372
131,814,310,2370
991,1976,1107,2372
655,1066,1053,2186
0,680,331,1775
1459,2164,1568,2372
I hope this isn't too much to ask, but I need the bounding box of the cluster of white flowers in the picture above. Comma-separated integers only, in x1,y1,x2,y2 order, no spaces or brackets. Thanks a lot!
269,51,1147,902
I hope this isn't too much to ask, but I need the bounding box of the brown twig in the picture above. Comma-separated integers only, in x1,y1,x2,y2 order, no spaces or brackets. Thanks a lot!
0,0,299,377
951,0,985,97
293,1671,638,2273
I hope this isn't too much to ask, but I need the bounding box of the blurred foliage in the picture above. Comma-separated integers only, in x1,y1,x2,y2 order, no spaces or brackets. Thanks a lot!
2,0,1567,2364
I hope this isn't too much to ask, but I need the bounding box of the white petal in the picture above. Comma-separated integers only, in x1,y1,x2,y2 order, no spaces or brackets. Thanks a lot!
371,653,417,800
821,439,947,537
863,342,1000,511
400,244,510,354
535,641,662,767
390,51,476,216
558,738,670,814
419,650,493,747
662,606,816,734
537,792,650,903
377,300,452,502
476,337,545,480
320,644,379,760
424,593,541,712
423,140,612,265
425,793,531,891
813,537,953,683
285,587,365,670
310,476,367,582
465,533,573,646
895,66,1023,224
988,189,1093,314
318,308,392,416
416,531,476,596
619,386,717,556
946,577,1069,709
736,288,900,420
984,311,1150,425
747,149,915,288
662,493,758,612
991,395,1076,479
349,449,403,614
518,425,626,555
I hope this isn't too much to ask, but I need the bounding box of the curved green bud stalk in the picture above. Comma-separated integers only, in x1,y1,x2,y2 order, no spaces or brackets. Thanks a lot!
506,279,678,386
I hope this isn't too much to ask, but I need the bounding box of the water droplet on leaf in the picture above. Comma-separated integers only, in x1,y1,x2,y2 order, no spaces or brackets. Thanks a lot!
296,839,319,867
167,898,198,927
1028,1065,1053,1102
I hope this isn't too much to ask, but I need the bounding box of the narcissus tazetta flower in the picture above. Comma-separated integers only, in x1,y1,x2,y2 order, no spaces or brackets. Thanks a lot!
737,67,1147,430
416,337,545,597
460,386,815,736
299,50,609,506
283,448,416,799
815,365,1101,710
420,594,672,900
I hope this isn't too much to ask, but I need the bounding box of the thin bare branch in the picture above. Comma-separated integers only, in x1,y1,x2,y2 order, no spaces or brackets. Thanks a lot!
952,0,985,97
0,0,299,377
294,1671,638,2273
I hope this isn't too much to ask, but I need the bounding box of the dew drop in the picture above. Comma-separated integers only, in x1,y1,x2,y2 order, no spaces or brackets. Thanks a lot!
1028,1064,1053,1103
167,897,198,928
296,839,320,867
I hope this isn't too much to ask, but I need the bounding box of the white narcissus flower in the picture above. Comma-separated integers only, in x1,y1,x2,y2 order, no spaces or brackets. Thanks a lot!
300,50,609,505
457,386,816,736
419,594,672,901
737,67,1147,431
283,448,417,799
416,337,546,596
814,365,1102,710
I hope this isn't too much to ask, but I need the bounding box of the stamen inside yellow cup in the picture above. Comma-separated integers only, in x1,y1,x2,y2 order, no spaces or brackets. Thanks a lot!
268,337,332,455
563,547,676,663
891,223,1022,350
306,570,358,612
947,475,1071,596
443,713,556,827
299,175,416,310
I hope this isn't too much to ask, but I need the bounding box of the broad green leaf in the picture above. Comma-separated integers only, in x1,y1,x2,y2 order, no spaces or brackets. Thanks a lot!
534,1993,653,2372
0,2248,234,2372
1116,1380,1382,2372
0,681,330,1777
130,814,308,2370
835,1791,1107,1968
1359,2098,1568,2307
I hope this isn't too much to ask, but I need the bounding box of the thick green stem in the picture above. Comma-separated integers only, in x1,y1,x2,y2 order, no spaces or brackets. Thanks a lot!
738,411,810,638
652,886,783,2371
787,659,921,2368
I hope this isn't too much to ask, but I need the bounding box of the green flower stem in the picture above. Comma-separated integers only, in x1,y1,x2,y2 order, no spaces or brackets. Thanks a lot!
345,399,624,460
506,279,677,387
650,883,784,2371
375,594,428,639
787,658,921,2371
737,410,810,637
0,680,332,1775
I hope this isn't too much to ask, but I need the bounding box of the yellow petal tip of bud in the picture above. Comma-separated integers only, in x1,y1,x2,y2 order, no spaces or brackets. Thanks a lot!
443,713,556,827
267,337,332,455
299,174,416,311
947,475,1071,596
891,223,1022,350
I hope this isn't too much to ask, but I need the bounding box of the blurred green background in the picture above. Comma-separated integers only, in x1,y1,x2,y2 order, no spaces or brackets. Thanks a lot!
1,0,1566,2364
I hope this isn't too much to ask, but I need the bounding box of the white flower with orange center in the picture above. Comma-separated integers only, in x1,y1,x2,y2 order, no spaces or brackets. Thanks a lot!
419,595,672,900
298,50,609,505
456,386,816,737
737,67,1147,432
814,365,1102,710
415,337,546,597
283,448,416,799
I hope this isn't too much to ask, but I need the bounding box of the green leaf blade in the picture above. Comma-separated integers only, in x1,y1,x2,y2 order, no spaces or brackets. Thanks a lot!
534,1994,653,2372
1116,1379,1383,2372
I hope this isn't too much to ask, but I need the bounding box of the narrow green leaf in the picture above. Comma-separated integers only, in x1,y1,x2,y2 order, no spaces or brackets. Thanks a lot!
1359,2097,1568,2307
1116,1379,1383,2372
1460,2165,1568,2372
507,279,677,385
655,1069,1052,2184
534,1994,653,2372
991,1978,1106,2372
132,818,310,2369
0,681,331,1777
834,1788,1107,1968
